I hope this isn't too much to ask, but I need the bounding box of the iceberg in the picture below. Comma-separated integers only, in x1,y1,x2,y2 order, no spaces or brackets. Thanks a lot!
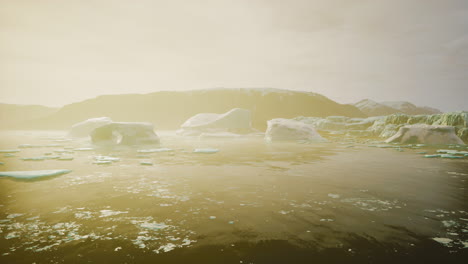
177,108,253,136
265,118,327,142
69,117,113,137
90,122,160,146
385,125,464,145
0,169,72,180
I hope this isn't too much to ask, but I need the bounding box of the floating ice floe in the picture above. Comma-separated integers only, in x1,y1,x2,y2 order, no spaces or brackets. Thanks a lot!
21,157,46,161
73,147,94,151
0,149,20,153
437,149,468,155
58,156,74,161
433,237,453,245
193,148,219,154
328,193,340,199
0,169,72,180
93,160,112,165
18,144,63,148
99,210,128,217
137,148,173,153
94,156,120,162
440,154,464,159
140,161,153,166
424,155,441,158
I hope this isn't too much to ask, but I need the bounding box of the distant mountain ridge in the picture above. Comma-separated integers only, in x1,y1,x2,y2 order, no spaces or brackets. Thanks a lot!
1,89,446,131
355,99,441,116
0,103,58,129
2,88,365,130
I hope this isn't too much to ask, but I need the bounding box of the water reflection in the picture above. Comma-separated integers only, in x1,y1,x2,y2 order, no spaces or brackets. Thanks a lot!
0,131,467,263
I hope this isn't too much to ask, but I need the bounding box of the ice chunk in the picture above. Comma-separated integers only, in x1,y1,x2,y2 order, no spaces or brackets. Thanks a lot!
69,117,113,137
0,169,72,180
91,122,160,146
424,154,441,158
92,160,112,165
73,147,94,151
99,210,128,217
328,193,340,199
0,149,20,153
265,118,327,142
140,161,153,166
58,156,74,161
18,144,63,148
94,156,120,162
137,148,173,153
21,157,46,161
433,237,452,245
193,148,219,154
440,154,464,159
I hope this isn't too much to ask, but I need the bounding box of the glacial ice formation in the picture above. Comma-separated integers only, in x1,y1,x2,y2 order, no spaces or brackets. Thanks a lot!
265,118,327,142
69,117,113,137
385,125,464,145
90,122,160,146
177,108,253,136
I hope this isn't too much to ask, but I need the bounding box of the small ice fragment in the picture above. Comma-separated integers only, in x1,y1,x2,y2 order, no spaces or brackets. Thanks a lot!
209,216,217,219
416,152,427,154
58,156,74,161
21,157,46,161
5,231,20,239
114,247,122,251
139,222,169,230
328,193,340,199
99,210,128,217
0,149,20,153
7,213,23,219
424,155,441,158
0,169,72,180
137,148,173,153
4,153,16,157
73,148,94,151
193,148,219,154
93,160,112,165
440,154,463,159
228,221,234,224
94,156,120,162
155,243,176,253
140,162,153,166
433,237,452,245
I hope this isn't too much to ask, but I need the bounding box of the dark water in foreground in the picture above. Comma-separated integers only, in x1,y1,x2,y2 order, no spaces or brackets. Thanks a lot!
0,131,467,263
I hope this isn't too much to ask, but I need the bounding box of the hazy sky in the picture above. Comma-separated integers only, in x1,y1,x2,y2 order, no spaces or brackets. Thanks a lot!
1,0,467,111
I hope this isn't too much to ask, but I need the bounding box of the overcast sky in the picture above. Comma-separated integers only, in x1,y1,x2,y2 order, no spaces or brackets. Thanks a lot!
1,0,467,111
